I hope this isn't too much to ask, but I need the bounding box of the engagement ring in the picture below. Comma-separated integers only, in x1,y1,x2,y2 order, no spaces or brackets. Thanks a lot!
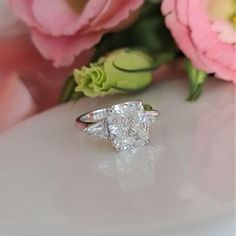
76,100,160,151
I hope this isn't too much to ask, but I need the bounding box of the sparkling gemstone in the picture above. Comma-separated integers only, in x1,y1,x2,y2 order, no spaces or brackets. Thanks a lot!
106,101,151,151
84,121,109,140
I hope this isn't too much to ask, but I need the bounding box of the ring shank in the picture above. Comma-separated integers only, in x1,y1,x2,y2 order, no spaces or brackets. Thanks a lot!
76,108,107,125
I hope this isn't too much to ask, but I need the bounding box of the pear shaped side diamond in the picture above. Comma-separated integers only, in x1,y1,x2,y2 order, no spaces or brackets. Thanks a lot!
84,121,109,140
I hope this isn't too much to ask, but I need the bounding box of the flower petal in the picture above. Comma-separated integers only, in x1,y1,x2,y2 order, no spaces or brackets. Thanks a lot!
162,1,211,71
0,35,93,110
211,20,236,44
89,0,144,31
176,0,188,25
0,73,38,133
31,0,106,36
9,0,40,29
162,0,236,82
187,0,236,71
0,0,27,37
32,29,102,67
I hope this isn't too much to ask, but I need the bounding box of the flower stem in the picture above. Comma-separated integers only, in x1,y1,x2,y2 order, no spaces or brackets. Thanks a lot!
185,59,207,102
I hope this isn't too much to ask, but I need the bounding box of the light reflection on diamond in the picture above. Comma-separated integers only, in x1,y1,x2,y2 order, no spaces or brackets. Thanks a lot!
107,101,150,151
84,121,109,140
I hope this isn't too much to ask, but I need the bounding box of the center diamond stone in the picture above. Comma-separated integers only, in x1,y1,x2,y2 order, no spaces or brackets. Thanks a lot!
106,101,150,151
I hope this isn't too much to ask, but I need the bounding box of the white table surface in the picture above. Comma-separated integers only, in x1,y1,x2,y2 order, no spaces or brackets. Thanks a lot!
0,79,235,236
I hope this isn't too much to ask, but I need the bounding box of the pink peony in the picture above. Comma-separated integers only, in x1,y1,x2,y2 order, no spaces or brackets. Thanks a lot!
8,0,143,67
161,0,236,82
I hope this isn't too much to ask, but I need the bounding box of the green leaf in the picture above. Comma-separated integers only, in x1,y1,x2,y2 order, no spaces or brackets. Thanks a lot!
185,59,207,101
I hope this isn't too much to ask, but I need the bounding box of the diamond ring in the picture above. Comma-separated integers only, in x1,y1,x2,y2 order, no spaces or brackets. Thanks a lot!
75,100,160,151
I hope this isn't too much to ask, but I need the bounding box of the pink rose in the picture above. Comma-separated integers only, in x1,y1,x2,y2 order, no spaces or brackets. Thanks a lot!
8,0,143,67
161,0,236,82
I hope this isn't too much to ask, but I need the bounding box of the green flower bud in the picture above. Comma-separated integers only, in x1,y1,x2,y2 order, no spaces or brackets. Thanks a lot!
74,49,154,97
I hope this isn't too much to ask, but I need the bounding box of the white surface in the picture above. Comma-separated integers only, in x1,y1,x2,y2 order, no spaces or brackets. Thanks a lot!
0,79,235,236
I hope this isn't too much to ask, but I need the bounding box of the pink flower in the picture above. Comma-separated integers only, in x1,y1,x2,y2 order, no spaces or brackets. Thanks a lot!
8,0,143,67
0,73,38,133
0,35,92,133
161,0,236,82
0,1,92,133
0,0,27,37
